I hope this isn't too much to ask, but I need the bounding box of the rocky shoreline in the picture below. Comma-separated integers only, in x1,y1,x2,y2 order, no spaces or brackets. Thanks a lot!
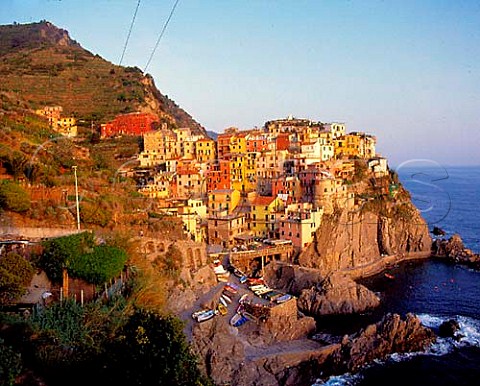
432,233,480,269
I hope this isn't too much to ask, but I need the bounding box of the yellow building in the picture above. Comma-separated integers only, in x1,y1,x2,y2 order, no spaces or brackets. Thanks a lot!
54,117,77,137
139,130,178,166
207,189,244,247
334,134,362,159
195,138,216,163
247,195,284,238
229,133,247,154
244,152,257,192
208,189,241,215
229,154,245,193
334,132,377,159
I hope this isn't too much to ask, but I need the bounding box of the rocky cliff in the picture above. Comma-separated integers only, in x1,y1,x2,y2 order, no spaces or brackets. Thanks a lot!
267,178,433,317
298,198,431,276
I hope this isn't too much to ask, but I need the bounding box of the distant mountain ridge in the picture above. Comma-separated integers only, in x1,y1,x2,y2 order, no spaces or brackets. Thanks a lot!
0,21,206,135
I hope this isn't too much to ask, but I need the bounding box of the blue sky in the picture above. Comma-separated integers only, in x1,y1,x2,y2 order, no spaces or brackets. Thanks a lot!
1,0,479,166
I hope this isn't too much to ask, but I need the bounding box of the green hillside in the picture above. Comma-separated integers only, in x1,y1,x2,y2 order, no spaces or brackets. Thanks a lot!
0,21,205,133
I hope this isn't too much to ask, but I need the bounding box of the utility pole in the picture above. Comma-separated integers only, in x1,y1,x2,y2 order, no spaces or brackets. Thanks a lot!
72,166,81,231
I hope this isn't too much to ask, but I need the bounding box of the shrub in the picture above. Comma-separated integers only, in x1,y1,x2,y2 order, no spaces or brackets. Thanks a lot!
68,246,127,285
0,180,31,212
0,253,35,305
40,232,94,283
108,308,210,386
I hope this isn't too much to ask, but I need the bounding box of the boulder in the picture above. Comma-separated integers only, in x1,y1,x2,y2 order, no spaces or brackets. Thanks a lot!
323,313,436,374
438,319,460,338
432,234,480,268
297,273,380,316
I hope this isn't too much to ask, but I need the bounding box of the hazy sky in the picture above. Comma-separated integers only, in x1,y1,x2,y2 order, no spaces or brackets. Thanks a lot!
1,0,479,166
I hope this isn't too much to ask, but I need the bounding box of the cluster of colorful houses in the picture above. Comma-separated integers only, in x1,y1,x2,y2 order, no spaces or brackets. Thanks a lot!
133,114,388,255
34,107,389,255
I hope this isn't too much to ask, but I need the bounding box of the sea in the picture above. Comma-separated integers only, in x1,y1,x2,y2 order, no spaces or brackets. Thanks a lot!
315,164,480,386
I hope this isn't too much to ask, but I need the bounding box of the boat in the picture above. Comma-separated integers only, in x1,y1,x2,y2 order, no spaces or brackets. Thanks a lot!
227,282,239,290
230,312,248,327
239,294,250,304
247,277,264,285
221,293,232,304
249,284,267,291
219,296,228,307
196,309,216,322
384,273,395,280
263,291,282,301
191,309,209,319
254,287,272,296
224,284,238,294
217,303,228,316
275,294,292,304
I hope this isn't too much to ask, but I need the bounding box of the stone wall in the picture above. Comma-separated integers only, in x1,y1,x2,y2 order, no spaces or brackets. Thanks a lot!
136,237,207,271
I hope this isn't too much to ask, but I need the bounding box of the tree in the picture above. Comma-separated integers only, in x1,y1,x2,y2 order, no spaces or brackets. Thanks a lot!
107,308,210,386
0,253,35,305
40,232,94,283
68,246,127,285
0,180,31,212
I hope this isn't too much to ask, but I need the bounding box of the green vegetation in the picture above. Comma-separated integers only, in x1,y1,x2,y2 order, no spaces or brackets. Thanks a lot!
0,253,35,305
0,21,203,132
0,338,22,386
39,232,94,283
0,299,210,385
0,180,31,212
39,232,127,285
69,245,127,285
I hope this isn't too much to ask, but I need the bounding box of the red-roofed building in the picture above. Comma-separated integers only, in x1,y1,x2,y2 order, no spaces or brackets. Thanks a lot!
100,112,159,138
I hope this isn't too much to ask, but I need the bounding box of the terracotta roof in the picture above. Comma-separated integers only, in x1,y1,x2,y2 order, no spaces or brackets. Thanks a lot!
251,196,276,206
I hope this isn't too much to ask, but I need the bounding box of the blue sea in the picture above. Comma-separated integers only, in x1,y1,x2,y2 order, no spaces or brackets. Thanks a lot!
316,165,480,385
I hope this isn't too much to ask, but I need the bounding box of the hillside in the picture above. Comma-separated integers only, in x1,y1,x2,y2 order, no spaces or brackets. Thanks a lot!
0,21,205,134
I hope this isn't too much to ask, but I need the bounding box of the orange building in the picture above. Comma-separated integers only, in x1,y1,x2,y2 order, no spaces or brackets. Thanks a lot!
100,112,159,138
206,159,231,192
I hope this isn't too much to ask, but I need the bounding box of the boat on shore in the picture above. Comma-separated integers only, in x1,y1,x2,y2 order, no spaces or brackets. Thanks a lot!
230,312,248,327
275,294,292,304
217,303,227,316
195,309,217,322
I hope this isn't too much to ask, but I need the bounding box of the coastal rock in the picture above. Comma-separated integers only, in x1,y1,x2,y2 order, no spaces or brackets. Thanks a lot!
432,234,480,268
438,319,460,338
297,274,380,316
432,226,446,236
298,199,431,278
323,313,436,374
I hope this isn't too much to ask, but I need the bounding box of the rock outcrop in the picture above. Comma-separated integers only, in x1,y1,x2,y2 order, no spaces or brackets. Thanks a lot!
322,313,436,375
297,273,380,316
432,234,480,268
298,201,431,276
438,319,460,338
192,313,436,386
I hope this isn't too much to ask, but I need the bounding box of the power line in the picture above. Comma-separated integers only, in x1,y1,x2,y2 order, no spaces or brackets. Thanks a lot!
144,0,180,73
119,0,142,65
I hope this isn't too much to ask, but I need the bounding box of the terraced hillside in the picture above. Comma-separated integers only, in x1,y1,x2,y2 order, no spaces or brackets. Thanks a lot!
0,21,205,134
